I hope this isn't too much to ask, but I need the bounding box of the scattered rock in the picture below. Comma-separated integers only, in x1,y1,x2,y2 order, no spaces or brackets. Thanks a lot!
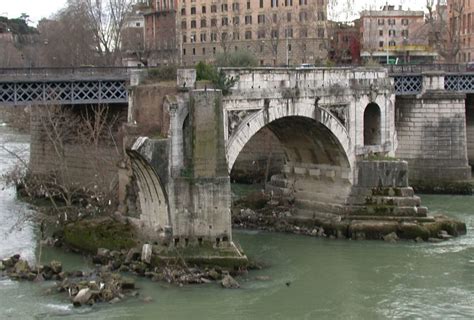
73,288,92,306
438,230,453,240
383,232,399,243
109,297,121,304
50,260,62,274
207,269,221,280
428,237,443,243
255,275,271,281
141,244,153,264
14,259,30,277
415,237,424,243
97,248,110,257
143,296,153,303
221,275,240,289
125,248,141,264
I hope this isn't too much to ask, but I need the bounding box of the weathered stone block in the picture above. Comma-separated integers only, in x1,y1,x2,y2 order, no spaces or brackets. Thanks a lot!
357,160,408,188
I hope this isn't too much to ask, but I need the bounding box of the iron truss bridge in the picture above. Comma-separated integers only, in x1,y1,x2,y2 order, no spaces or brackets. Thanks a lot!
389,64,474,95
0,67,131,106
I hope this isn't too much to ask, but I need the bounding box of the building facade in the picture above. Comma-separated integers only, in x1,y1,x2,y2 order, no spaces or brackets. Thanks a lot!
450,0,474,62
144,0,329,66
328,20,360,64
360,5,436,64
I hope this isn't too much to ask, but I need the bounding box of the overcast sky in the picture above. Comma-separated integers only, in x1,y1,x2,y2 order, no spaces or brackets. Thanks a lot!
1,0,426,25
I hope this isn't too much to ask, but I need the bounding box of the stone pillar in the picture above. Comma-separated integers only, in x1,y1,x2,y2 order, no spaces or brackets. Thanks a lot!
395,75,471,188
171,90,232,245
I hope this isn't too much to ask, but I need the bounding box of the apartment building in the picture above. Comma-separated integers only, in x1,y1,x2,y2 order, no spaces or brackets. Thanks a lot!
360,5,436,64
450,0,474,62
144,0,329,66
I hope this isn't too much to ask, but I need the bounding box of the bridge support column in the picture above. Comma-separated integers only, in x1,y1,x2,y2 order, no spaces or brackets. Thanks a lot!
395,82,471,191
170,90,233,246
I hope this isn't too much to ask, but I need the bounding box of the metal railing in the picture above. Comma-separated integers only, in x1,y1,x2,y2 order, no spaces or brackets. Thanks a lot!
387,64,473,74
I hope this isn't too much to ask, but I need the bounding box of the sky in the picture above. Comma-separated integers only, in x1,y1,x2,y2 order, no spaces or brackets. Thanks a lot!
1,0,426,25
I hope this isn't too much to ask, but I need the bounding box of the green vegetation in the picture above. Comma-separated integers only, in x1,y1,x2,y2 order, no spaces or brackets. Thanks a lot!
147,65,178,81
215,50,258,68
63,218,137,253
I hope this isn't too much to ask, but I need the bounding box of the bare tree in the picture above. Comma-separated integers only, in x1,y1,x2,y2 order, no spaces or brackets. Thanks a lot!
81,0,134,64
426,0,463,62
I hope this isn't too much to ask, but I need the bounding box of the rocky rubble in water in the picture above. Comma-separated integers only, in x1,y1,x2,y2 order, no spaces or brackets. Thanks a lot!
91,246,245,288
0,254,137,307
232,193,465,242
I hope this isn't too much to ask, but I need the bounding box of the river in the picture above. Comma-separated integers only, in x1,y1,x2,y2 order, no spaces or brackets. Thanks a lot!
0,125,473,319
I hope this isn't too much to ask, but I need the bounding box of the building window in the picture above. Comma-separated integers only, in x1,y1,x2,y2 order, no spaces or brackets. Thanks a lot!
300,28,307,37
190,34,196,43
287,12,292,22
211,18,217,27
271,0,278,8
317,28,324,38
389,29,396,37
213,47,216,54
285,28,293,38
202,5,206,13
181,20,187,29
271,29,279,38
193,48,196,55
260,0,264,8
388,18,395,25
233,16,240,25
182,35,187,43
258,30,266,38
211,33,217,41
222,3,228,11
389,40,396,46
285,0,293,6
317,11,325,21
378,19,384,25
245,15,252,24
202,47,206,54
379,30,383,36
191,7,196,15
222,17,229,26
181,8,186,15
258,14,265,24
211,5,217,12
299,11,307,22
245,30,252,39
201,19,207,27
233,31,240,40
183,48,186,55
299,0,307,4
232,2,240,11
401,30,409,37
200,33,207,42
401,19,409,25
379,41,384,48
247,1,251,9
191,20,196,28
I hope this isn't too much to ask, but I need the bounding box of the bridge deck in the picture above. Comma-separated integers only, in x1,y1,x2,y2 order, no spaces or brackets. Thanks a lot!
2,65,474,105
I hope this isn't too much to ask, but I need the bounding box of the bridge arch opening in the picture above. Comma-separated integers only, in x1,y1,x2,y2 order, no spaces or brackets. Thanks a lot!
230,115,352,218
364,102,381,146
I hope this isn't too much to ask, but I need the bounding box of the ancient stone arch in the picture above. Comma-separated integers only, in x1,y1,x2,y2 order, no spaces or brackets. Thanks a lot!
226,101,353,175
363,102,382,146
126,139,170,237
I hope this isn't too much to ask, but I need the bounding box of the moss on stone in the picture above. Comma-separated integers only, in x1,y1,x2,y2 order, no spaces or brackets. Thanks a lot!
398,223,430,240
63,218,137,253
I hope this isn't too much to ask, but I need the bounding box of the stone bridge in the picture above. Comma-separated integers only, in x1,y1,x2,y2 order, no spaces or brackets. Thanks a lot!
120,67,468,252
17,66,469,257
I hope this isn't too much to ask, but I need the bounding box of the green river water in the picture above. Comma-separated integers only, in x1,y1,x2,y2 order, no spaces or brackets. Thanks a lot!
0,126,473,319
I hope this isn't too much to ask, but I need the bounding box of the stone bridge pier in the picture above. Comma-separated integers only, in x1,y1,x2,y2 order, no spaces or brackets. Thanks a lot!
120,67,466,254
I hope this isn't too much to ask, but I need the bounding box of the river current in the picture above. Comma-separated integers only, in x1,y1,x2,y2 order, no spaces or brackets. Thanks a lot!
0,125,473,319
